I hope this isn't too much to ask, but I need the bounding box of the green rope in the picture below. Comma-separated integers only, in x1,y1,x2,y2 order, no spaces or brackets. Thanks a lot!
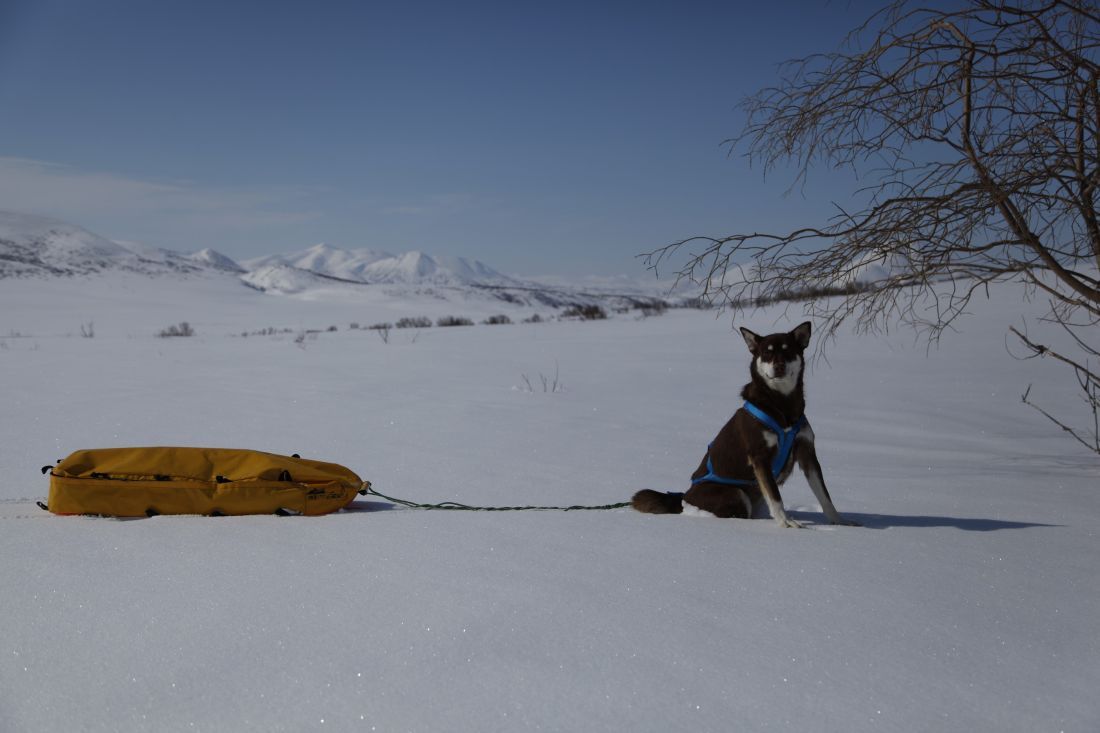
362,486,630,512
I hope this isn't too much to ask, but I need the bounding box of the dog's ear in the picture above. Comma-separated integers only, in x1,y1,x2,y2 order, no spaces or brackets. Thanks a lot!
791,321,812,349
739,327,760,352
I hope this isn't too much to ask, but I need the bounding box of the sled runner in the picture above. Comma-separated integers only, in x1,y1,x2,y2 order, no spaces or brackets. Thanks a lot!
42,447,366,517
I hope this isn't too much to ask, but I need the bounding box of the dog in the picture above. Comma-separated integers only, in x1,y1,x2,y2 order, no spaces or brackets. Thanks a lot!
632,321,857,528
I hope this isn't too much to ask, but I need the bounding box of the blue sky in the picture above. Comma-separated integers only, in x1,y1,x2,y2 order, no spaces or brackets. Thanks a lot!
0,0,884,277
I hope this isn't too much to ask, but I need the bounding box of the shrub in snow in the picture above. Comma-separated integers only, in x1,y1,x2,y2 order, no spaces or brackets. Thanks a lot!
243,327,291,337
520,362,563,393
395,317,432,329
158,322,195,338
293,330,319,348
561,305,607,321
637,303,667,319
482,315,512,325
437,316,474,327
523,314,543,324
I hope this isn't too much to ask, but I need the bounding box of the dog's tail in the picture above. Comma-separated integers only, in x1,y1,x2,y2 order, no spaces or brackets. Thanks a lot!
631,490,684,514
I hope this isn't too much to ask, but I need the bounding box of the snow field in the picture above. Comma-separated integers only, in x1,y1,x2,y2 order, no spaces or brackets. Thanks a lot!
0,274,1097,731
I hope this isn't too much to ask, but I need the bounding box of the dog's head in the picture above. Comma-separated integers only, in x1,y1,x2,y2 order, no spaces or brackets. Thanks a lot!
739,322,811,395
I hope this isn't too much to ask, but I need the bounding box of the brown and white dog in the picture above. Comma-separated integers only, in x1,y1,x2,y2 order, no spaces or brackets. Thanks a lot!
632,321,857,528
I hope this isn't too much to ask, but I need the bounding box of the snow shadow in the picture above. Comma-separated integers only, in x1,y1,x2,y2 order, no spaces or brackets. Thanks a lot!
341,500,400,513
795,511,1062,532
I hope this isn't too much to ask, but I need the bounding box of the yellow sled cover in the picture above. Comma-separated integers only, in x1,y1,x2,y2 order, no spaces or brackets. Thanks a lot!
46,447,365,517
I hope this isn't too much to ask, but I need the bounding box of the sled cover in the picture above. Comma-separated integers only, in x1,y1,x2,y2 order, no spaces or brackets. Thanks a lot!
46,447,364,517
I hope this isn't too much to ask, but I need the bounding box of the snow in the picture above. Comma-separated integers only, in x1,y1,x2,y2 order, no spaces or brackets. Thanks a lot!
1,271,1097,732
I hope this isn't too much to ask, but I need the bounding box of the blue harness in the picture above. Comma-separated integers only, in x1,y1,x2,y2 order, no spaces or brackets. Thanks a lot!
692,401,807,487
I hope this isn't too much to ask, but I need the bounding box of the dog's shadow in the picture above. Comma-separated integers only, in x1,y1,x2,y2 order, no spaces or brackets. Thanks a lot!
791,510,1061,532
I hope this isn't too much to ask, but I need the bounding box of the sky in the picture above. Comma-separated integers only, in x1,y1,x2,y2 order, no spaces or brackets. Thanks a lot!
0,0,887,277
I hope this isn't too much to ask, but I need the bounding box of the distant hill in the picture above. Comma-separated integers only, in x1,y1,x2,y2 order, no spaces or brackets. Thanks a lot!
189,248,246,273
240,264,352,294
0,211,242,278
243,244,518,288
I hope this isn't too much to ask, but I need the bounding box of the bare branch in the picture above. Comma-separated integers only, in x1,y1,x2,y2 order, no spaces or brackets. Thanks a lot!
647,0,1100,454
1022,383,1100,451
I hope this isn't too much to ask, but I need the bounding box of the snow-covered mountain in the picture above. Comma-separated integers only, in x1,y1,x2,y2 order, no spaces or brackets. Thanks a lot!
0,211,687,311
359,251,517,286
240,264,349,294
0,211,242,278
0,211,141,278
189,248,246,273
243,244,518,288
241,243,394,281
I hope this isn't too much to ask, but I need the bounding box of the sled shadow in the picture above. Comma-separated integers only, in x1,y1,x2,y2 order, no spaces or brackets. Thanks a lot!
340,500,400,513
792,511,1062,532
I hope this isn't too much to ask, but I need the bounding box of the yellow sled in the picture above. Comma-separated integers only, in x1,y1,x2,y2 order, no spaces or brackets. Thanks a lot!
44,447,366,517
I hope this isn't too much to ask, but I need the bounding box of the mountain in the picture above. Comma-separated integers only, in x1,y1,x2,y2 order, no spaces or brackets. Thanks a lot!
0,211,141,278
189,248,245,273
241,243,394,281
242,244,517,288
239,264,350,294
0,210,242,279
359,251,518,286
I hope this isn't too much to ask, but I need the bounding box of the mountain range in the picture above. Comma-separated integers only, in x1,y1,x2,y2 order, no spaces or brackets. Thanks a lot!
0,210,683,310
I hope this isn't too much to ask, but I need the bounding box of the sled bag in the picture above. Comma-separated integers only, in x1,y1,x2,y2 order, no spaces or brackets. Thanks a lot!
45,447,365,517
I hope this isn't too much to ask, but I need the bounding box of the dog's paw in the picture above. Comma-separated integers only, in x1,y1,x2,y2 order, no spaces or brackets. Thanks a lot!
777,516,805,529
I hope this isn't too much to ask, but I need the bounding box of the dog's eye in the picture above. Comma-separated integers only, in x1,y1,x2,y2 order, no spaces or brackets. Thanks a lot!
782,344,788,350
767,345,773,351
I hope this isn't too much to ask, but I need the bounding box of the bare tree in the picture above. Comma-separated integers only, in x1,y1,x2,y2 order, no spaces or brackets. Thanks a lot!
645,0,1100,453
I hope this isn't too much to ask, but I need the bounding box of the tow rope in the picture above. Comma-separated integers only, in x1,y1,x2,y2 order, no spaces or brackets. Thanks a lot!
361,485,630,512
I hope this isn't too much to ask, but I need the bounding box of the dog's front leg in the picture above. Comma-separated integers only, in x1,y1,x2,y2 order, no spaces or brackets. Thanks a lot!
750,457,802,528
795,436,859,526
